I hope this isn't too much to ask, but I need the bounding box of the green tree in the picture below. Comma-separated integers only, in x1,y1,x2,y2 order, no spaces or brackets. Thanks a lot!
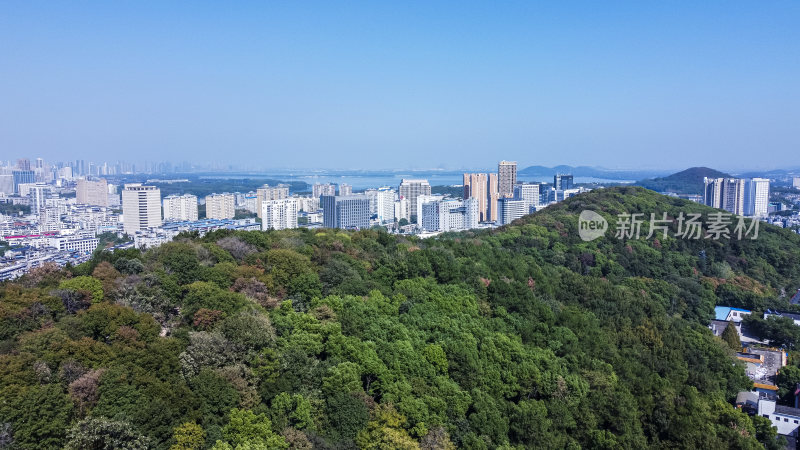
218,408,288,449
170,422,206,450
721,321,741,350
60,276,104,303
64,417,150,450
356,404,419,450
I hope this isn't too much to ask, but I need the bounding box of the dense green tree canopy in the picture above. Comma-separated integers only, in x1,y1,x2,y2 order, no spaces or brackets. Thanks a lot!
1,187,797,448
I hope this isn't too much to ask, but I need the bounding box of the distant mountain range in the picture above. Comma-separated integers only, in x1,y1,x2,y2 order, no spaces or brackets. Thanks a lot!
518,165,668,181
635,167,731,195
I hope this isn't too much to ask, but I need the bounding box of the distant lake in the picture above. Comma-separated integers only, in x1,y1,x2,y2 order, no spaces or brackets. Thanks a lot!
199,171,633,191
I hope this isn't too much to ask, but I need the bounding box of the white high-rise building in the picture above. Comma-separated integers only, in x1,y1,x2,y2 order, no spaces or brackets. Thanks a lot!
163,194,199,221
394,197,410,222
514,183,541,213
28,183,52,213
261,198,298,230
256,185,290,218
122,184,162,234
704,177,746,216
338,183,353,196
421,198,479,232
744,178,770,218
416,194,443,226
205,193,236,219
398,179,431,221
366,186,396,223
312,183,336,198
497,198,527,225
76,179,109,207
793,177,800,189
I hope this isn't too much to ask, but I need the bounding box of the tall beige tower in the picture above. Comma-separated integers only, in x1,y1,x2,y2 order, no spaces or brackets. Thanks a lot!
463,173,500,222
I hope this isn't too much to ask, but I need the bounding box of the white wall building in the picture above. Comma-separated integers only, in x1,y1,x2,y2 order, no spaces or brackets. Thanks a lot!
261,198,298,230
421,198,479,232
163,194,199,221
744,178,770,217
497,198,527,225
205,193,235,219
514,183,541,213
256,185,290,218
394,197,409,222
312,183,336,198
76,179,109,207
122,184,162,235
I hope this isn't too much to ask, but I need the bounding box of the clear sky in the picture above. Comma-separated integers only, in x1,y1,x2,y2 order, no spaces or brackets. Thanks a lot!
1,1,798,171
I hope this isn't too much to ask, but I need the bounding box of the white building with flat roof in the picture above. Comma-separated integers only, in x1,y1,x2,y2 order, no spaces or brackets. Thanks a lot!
163,194,199,222
205,193,235,219
122,184,162,235
76,179,109,207
261,198,298,230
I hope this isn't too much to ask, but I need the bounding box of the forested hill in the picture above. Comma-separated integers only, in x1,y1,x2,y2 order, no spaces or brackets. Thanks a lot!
2,187,797,449
636,166,731,194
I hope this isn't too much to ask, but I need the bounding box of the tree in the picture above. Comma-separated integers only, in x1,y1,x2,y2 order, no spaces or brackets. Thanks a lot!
721,321,741,350
64,417,150,450
218,408,288,449
60,276,104,303
170,422,206,450
356,404,419,450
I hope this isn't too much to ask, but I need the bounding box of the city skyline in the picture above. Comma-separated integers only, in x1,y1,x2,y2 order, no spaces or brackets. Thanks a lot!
1,2,798,170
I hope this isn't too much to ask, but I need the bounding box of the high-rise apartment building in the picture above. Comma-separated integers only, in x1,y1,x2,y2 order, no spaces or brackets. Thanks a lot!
497,198,527,225
703,178,746,216
256,184,290,218
12,170,35,193
163,194,199,221
17,158,31,171
76,179,109,207
463,173,499,222
421,198,479,232
28,183,51,213
261,198,299,230
394,197,410,222
498,161,517,198
744,178,770,217
321,195,370,229
313,183,337,198
554,174,574,191
122,184,162,234
514,183,541,213
338,183,353,196
793,177,800,189
398,179,431,221
205,193,236,219
365,186,395,223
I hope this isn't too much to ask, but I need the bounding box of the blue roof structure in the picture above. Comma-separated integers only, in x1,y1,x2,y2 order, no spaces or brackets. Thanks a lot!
714,306,751,321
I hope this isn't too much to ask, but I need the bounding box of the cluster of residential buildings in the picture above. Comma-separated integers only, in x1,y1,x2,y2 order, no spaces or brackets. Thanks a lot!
710,302,800,444
703,177,771,217
2,157,596,279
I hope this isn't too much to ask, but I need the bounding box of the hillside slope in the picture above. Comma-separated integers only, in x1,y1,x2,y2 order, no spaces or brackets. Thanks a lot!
1,187,795,449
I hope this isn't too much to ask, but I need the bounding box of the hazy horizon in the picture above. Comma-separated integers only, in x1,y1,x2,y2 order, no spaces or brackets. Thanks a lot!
2,2,798,170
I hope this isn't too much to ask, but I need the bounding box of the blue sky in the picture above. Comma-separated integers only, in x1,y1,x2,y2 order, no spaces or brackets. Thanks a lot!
1,1,798,171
